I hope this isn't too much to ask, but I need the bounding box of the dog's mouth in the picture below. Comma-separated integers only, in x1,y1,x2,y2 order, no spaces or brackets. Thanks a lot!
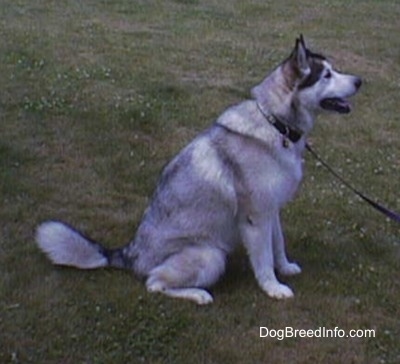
320,98,351,114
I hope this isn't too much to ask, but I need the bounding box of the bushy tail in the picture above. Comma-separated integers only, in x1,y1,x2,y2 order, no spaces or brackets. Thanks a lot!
35,221,127,270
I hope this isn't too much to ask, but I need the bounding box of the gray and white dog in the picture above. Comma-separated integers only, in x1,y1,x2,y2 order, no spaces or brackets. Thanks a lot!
36,36,361,304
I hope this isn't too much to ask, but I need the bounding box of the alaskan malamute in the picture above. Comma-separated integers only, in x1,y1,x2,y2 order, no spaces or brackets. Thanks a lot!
36,36,362,304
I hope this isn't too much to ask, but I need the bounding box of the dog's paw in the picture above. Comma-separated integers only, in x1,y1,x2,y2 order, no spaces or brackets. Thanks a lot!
146,282,214,305
278,262,302,276
262,282,294,299
174,288,214,305
192,290,214,305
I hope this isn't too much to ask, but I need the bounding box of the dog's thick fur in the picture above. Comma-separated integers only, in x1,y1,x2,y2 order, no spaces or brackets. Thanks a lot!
36,36,361,304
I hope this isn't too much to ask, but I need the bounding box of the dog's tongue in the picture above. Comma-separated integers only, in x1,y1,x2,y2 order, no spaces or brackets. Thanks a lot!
320,98,351,114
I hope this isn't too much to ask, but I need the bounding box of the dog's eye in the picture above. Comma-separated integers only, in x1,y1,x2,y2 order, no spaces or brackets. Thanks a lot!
324,71,332,79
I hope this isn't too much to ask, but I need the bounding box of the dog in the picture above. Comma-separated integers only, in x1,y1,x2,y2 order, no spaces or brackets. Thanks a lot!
35,36,361,305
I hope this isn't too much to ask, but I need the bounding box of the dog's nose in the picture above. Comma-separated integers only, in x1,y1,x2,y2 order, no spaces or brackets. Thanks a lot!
354,77,362,90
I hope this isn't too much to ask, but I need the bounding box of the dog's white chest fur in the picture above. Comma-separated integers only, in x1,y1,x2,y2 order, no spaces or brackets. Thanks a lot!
267,147,303,206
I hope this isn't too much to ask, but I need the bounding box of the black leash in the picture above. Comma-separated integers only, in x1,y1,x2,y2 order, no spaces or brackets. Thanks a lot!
255,101,399,223
306,143,400,223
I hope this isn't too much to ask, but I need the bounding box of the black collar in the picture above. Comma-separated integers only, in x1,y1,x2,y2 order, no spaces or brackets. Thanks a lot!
256,103,303,143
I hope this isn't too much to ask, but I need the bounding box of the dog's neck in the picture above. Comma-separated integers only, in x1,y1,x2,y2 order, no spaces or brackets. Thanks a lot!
216,101,307,152
260,100,314,137
251,67,315,137
255,102,303,143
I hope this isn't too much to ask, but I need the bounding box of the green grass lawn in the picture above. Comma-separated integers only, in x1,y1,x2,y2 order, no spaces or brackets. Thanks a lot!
1,1,400,363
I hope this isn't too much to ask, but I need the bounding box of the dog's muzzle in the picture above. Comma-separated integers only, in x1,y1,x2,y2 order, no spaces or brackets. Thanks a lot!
320,77,362,114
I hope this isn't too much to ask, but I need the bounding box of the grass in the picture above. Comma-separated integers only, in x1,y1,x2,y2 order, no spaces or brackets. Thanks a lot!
1,0,400,363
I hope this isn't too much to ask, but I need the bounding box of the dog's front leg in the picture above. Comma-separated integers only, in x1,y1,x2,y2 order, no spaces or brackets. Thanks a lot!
240,215,294,299
272,214,302,276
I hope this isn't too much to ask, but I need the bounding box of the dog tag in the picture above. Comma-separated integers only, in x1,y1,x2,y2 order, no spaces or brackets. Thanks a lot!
282,138,290,148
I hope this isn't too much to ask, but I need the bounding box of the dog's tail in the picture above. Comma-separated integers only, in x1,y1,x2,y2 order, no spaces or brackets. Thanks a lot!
35,221,130,270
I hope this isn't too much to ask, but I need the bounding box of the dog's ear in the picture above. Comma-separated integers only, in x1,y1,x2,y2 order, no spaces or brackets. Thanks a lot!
291,36,310,78
298,34,306,48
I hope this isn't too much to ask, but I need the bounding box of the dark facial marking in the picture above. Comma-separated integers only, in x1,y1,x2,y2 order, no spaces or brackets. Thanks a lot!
298,56,325,90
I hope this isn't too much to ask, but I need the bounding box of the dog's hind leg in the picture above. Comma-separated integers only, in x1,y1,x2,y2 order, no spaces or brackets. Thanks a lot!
145,246,226,305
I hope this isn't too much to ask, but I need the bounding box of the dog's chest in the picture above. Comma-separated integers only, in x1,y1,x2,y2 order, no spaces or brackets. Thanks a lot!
273,146,303,203
238,142,303,209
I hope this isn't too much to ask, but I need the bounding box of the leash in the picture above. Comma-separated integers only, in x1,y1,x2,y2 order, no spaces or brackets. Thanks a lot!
254,101,400,222
306,143,400,223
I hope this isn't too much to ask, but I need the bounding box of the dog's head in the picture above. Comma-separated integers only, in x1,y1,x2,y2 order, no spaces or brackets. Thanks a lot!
252,36,362,126
287,35,362,114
